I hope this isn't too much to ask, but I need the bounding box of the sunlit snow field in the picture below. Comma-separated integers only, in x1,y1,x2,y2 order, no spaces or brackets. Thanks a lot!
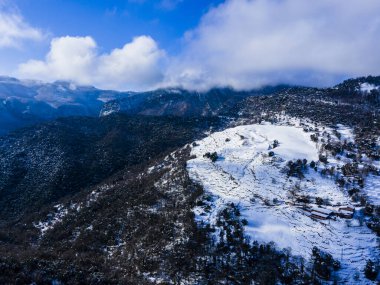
187,123,379,284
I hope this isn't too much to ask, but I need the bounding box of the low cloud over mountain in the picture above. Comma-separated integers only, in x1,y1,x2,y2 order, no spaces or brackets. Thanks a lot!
18,35,165,91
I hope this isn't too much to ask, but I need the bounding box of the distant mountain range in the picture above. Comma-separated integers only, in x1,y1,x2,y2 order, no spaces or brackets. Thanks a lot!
1,75,379,136
0,77,123,135
0,76,291,135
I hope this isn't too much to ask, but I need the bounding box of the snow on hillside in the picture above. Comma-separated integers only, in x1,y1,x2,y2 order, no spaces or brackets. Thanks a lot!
34,184,111,237
336,124,355,143
187,123,379,284
360,83,379,93
34,204,69,235
364,175,380,206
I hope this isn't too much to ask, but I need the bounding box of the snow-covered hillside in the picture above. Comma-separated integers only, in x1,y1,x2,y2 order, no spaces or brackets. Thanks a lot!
188,123,379,283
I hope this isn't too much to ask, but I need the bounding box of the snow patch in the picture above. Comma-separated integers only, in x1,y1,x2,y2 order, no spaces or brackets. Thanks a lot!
360,83,379,93
34,204,69,235
336,124,355,143
364,174,380,206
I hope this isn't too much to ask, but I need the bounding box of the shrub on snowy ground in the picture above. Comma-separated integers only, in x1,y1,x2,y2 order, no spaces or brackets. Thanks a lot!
296,195,311,204
319,154,328,164
310,134,319,143
324,142,343,156
285,159,308,178
315,197,324,206
364,259,379,280
365,204,374,215
348,188,360,196
311,247,340,281
366,217,380,236
203,152,218,162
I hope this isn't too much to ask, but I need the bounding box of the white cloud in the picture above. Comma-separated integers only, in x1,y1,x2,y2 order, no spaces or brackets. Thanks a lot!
18,35,165,91
164,0,380,90
19,36,97,84
96,36,165,89
0,4,43,48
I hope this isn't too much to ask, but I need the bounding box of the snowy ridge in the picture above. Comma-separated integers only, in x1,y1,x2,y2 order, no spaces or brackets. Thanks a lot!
187,122,379,284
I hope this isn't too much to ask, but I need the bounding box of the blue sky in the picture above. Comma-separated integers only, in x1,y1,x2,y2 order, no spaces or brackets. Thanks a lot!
1,0,380,91
0,0,222,74
13,0,223,53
